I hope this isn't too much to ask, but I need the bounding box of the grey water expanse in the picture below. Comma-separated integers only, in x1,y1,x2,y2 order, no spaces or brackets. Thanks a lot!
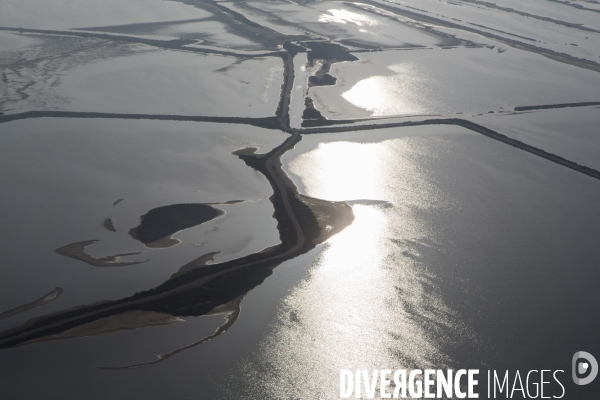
1,0,599,399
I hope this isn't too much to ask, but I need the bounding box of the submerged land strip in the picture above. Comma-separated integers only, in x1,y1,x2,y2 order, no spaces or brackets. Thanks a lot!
0,111,282,129
55,240,147,268
513,101,600,112
1,109,598,350
0,288,63,321
98,295,244,370
333,0,600,74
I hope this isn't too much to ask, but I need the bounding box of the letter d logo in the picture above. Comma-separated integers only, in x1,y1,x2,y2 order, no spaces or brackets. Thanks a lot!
572,351,598,385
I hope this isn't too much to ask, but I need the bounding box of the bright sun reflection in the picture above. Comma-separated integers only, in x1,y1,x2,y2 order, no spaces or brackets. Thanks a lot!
290,141,388,201
241,138,470,398
342,63,436,116
318,9,379,26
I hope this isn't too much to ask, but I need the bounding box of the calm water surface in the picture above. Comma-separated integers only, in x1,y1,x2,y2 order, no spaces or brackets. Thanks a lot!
1,123,599,400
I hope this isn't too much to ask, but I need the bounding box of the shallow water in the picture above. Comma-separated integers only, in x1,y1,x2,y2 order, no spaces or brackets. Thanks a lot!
473,106,600,171
2,126,599,399
0,38,283,116
310,47,600,119
0,0,210,30
0,118,282,330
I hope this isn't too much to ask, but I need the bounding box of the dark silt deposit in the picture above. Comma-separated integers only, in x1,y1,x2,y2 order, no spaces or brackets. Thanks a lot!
129,204,224,246
302,97,325,120
102,218,116,232
308,73,336,87
302,41,359,63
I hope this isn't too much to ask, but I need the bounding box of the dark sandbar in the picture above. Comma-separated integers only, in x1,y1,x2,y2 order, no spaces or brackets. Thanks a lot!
56,240,146,267
129,204,224,247
102,218,116,232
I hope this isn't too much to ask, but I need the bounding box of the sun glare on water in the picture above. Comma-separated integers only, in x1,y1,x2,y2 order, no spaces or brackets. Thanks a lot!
342,63,436,116
240,138,466,398
318,9,379,26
